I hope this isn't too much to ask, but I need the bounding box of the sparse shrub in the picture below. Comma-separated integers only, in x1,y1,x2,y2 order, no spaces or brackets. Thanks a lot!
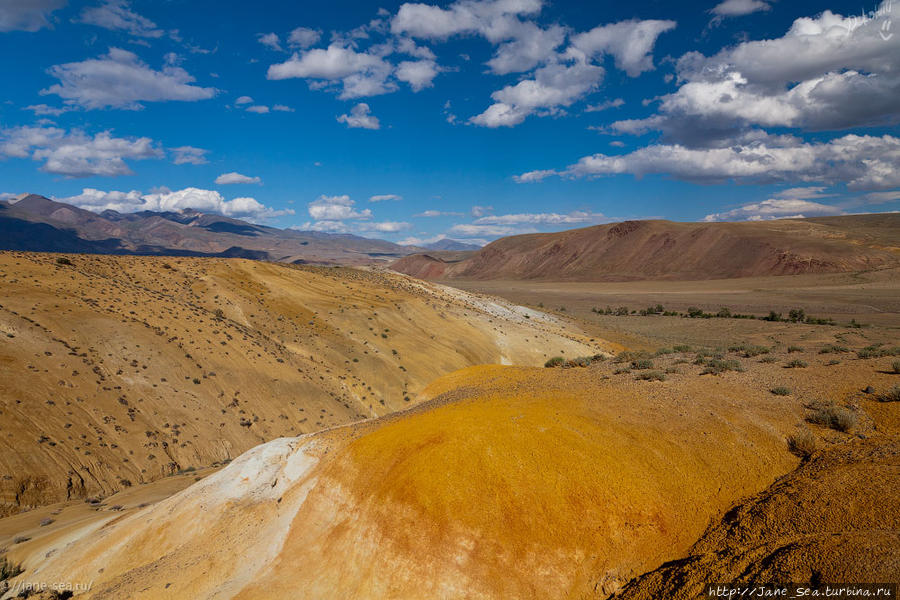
39,517,54,527
819,344,849,354
665,366,681,374
788,308,806,323
807,404,857,432
631,358,654,370
788,429,817,458
213,308,224,320
613,367,631,375
701,359,743,375
716,307,732,318
615,350,651,364
55,256,72,266
614,306,629,316
826,359,840,366
12,536,30,544
0,556,23,581
544,357,565,368
759,355,778,363
763,311,782,322
880,386,900,402
566,356,592,368
635,370,666,381
787,345,804,353
192,378,201,384
686,307,705,318
892,360,900,374
784,359,808,368
672,344,691,353
654,347,674,356
728,343,770,358
771,386,791,396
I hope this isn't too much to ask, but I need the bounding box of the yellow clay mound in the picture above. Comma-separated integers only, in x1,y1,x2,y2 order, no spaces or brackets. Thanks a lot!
9,365,801,599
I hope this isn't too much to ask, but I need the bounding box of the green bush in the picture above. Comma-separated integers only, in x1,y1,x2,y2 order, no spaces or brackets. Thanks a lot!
819,344,849,354
631,358,654,370
544,356,565,368
787,345,804,353
770,386,791,396
672,344,692,353
55,256,72,266
728,343,770,358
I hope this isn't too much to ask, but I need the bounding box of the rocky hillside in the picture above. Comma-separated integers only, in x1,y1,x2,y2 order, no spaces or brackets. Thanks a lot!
0,252,601,515
392,214,900,281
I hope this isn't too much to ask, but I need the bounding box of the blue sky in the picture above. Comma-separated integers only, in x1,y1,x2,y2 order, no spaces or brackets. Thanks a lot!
1,0,898,245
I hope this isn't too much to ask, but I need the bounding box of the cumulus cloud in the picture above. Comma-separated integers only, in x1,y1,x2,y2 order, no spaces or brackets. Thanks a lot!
513,169,556,183
77,0,163,38
0,0,66,32
703,198,843,222
0,125,163,177
215,172,261,185
710,0,771,18
59,187,292,220
307,194,372,220
171,146,208,165
246,105,270,114
337,103,380,129
473,210,605,225
369,194,402,202
360,221,412,232
558,134,900,190
268,44,395,99
414,209,464,217
471,59,604,127
395,59,440,91
42,47,216,110
235,95,253,105
257,32,282,51
448,223,536,237
471,205,493,217
570,19,676,77
617,4,900,144
288,27,321,48
391,0,543,40
585,98,624,112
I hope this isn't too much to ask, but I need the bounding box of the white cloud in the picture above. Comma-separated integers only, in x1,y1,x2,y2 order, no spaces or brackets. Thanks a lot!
471,205,493,217
215,172,261,185
171,145,208,165
337,103,380,129
369,194,402,202
43,48,216,110
622,4,900,144
296,220,351,233
59,187,292,220
395,59,440,91
25,103,70,116
0,125,163,177
473,210,605,225
559,134,900,190
235,95,253,105
391,0,543,40
414,209,464,217
486,22,566,74
710,0,771,18
0,0,66,32
77,0,163,38
585,98,624,112
448,223,536,237
246,105,270,114
288,27,321,49
571,19,676,77
703,198,843,222
361,221,412,232
307,194,372,220
257,32,282,51
471,59,604,127
513,169,556,183
272,104,294,112
268,44,395,99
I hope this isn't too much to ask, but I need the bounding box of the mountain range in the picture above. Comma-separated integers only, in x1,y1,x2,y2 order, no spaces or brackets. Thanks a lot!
0,194,478,264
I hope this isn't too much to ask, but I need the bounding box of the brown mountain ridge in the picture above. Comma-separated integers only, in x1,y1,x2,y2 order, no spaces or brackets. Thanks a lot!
392,214,900,281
